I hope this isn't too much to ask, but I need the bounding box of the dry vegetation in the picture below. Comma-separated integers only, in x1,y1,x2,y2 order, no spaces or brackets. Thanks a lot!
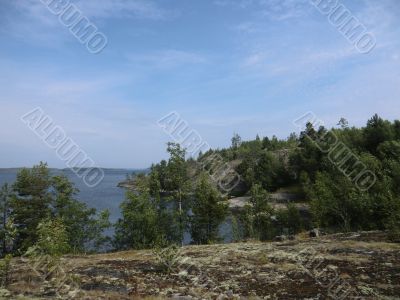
3,231,400,299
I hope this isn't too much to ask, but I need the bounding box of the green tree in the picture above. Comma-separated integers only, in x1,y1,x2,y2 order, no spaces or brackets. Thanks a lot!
393,120,400,140
153,160,168,191
24,218,70,282
0,218,16,287
236,157,256,190
166,143,189,245
11,162,52,251
245,184,274,241
231,215,241,242
290,122,322,180
148,166,162,201
33,218,70,257
231,133,242,149
255,151,289,191
250,184,273,240
0,254,12,287
190,174,228,244
276,203,302,235
11,163,110,253
309,170,368,232
0,184,12,256
51,175,111,252
337,117,349,129
114,192,159,250
364,114,395,153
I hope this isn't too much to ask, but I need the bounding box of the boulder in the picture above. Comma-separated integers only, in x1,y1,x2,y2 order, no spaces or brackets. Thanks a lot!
274,235,287,242
309,229,320,238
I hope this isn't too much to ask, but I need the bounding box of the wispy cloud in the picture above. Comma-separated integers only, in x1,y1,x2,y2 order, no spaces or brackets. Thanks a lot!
1,0,175,47
12,0,173,21
127,50,207,69
1,0,399,168
232,0,400,84
72,0,176,20
215,0,311,21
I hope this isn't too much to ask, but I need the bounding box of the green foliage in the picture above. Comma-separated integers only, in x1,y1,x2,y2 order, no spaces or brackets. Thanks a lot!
387,214,400,242
240,205,255,240
231,133,242,150
275,203,302,235
32,219,70,257
237,150,292,192
0,184,14,256
309,171,365,231
236,157,256,190
240,184,275,241
114,192,159,250
250,184,275,241
254,151,290,191
2,219,16,257
123,143,192,247
152,241,181,274
231,215,241,242
10,163,110,254
0,254,12,287
364,114,395,153
51,175,111,252
190,174,228,244
24,219,77,292
337,117,349,129
11,162,52,251
166,142,187,192
204,115,400,238
115,114,400,245
166,142,189,244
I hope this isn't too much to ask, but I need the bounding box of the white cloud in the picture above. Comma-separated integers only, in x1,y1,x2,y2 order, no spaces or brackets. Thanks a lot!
215,0,311,21
127,50,207,69
1,0,174,47
12,0,172,21
72,0,175,20
0,60,165,168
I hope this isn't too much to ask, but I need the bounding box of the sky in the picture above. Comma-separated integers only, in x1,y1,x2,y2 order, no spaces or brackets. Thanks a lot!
0,0,399,168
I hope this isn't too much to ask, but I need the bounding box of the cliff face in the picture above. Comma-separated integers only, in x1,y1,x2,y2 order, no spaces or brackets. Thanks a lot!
7,231,400,299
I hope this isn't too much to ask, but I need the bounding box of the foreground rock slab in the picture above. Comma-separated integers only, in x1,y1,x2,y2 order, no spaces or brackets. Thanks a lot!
7,231,400,299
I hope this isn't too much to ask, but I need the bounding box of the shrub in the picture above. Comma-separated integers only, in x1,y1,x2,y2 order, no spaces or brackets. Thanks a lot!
152,239,182,274
387,216,400,242
0,254,12,287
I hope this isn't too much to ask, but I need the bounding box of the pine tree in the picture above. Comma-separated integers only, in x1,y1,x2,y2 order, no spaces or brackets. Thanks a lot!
190,174,228,244
11,162,52,251
166,143,189,245
11,163,110,253
248,184,274,241
51,175,111,252
114,192,159,250
0,184,12,256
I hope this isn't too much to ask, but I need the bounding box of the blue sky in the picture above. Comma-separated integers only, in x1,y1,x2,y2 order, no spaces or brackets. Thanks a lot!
0,0,399,168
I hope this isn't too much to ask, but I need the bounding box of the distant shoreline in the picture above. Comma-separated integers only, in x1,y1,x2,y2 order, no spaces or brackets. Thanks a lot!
0,167,146,172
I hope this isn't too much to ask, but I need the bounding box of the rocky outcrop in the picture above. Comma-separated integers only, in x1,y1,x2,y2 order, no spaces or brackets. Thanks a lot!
6,231,400,299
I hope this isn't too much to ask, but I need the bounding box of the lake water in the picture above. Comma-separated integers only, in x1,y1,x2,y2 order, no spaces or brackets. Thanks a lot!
0,168,232,244
0,168,133,224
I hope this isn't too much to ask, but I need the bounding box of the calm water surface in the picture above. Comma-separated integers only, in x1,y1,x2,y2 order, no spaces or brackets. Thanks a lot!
0,168,133,223
0,168,232,243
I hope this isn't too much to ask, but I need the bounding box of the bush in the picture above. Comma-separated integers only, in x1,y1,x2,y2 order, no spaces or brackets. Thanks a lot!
35,219,70,257
153,243,181,274
25,218,70,277
387,216,400,242
0,254,12,287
